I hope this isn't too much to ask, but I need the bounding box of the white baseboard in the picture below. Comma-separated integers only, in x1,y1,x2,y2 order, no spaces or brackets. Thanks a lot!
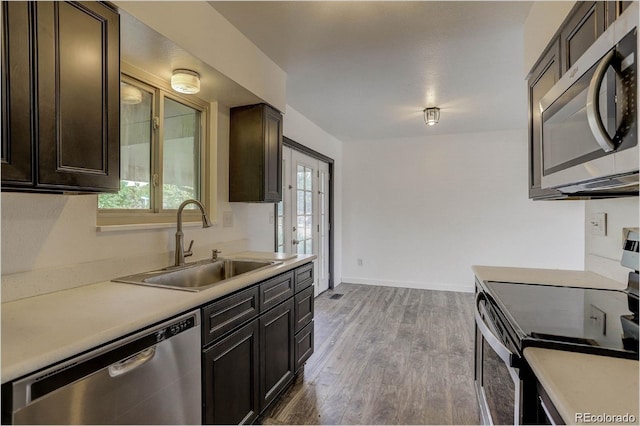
340,277,474,293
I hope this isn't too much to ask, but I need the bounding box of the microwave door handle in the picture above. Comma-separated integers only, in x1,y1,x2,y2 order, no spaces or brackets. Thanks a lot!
474,293,518,366
586,49,617,153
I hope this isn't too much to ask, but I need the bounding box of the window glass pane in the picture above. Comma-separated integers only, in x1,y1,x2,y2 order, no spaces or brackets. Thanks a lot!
98,82,152,209
277,217,284,250
163,97,200,209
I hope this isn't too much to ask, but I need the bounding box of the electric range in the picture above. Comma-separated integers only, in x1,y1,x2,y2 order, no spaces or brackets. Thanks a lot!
474,230,639,425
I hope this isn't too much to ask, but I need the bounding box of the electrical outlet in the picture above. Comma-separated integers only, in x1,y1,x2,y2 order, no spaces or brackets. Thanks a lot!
589,213,607,236
269,211,274,225
357,258,363,266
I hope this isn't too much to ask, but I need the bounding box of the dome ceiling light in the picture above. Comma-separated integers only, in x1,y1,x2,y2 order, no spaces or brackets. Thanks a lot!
171,69,201,94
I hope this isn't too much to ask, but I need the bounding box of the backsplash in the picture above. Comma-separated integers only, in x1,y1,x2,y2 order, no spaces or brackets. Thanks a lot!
0,192,268,302
585,197,639,283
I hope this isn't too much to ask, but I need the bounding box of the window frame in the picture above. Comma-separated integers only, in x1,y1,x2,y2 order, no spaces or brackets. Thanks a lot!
98,64,213,227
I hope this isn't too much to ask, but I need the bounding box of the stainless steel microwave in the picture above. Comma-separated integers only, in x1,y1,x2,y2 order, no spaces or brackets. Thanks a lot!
540,3,638,194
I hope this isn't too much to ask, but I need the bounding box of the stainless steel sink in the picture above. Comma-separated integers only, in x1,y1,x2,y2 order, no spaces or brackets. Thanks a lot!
113,258,281,292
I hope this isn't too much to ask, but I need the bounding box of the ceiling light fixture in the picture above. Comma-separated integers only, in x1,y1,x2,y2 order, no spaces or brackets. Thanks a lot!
423,107,440,126
171,69,201,94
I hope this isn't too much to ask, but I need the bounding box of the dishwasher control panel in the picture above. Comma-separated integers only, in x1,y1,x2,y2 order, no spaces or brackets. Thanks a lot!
158,316,197,342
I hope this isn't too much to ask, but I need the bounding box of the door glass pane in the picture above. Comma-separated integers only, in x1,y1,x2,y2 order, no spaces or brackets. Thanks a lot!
98,82,152,209
162,97,200,209
305,170,312,190
297,190,304,215
297,165,305,189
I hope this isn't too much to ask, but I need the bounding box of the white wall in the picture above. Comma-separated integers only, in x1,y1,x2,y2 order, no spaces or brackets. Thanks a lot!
342,129,585,292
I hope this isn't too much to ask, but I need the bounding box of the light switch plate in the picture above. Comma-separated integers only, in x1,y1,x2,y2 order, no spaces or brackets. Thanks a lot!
589,212,607,236
223,211,233,228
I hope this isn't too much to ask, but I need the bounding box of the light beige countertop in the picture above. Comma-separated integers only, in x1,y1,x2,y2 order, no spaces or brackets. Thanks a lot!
474,265,638,425
1,253,315,383
472,265,627,290
525,347,639,425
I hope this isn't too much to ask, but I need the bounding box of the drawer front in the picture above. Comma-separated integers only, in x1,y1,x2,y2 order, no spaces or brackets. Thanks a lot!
260,271,294,312
294,286,314,333
202,286,260,346
294,320,314,373
294,263,314,293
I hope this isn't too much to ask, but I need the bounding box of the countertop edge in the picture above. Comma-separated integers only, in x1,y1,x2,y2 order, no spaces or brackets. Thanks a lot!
525,347,639,425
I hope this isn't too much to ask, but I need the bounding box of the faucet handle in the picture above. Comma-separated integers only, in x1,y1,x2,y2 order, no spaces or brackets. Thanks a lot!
184,240,194,258
211,249,222,261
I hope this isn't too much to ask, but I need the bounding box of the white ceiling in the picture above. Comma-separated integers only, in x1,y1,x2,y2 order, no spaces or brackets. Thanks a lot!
210,1,533,142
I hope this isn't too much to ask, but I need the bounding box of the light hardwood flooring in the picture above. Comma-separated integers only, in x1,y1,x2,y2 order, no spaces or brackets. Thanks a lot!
259,283,480,425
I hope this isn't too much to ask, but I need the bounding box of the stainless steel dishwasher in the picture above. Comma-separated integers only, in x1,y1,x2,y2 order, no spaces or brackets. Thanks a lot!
9,310,201,425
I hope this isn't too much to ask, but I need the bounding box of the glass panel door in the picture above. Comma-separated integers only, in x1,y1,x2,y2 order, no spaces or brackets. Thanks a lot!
294,163,314,255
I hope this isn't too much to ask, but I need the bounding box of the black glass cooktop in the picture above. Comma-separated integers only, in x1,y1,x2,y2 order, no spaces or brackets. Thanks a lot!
485,281,639,358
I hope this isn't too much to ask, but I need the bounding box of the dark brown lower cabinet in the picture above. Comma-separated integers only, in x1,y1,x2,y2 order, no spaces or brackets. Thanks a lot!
203,320,260,425
259,297,295,411
201,263,314,425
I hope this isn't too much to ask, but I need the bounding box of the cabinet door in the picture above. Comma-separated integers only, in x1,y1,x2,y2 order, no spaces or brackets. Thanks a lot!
229,103,283,202
259,297,295,411
35,1,119,192
528,41,563,200
294,285,314,333
203,320,260,425
294,320,314,373
263,105,283,202
560,1,606,73
1,2,33,185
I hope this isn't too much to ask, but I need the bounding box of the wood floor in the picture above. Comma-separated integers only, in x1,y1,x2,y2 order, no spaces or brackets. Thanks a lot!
259,283,480,425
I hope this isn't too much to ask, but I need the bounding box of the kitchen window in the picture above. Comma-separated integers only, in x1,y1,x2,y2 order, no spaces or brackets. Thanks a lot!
98,68,211,226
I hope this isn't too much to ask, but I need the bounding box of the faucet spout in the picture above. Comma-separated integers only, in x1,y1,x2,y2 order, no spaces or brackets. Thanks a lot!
174,199,212,267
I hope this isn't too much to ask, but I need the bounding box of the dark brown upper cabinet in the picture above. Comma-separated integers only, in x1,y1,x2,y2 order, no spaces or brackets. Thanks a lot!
229,103,283,203
560,2,607,73
1,1,120,193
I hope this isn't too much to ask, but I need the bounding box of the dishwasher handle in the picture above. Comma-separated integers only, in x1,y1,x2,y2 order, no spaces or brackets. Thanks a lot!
108,346,156,377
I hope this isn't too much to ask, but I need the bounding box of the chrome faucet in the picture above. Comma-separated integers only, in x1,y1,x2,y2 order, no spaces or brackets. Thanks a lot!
174,199,213,267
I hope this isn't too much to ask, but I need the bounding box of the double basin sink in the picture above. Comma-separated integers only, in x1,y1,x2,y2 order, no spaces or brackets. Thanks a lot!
113,258,281,292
